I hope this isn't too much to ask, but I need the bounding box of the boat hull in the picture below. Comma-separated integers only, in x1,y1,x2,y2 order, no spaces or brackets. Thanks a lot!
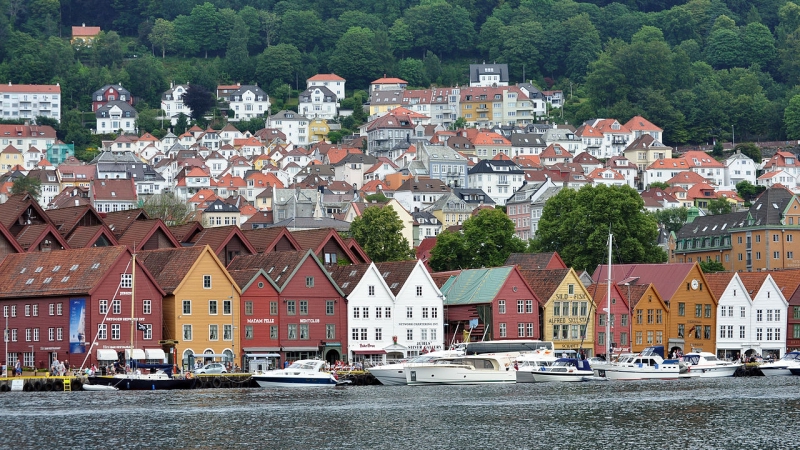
253,375,338,388
593,365,682,381
88,375,196,390
687,364,740,378
368,365,407,386
530,370,594,382
761,366,792,376
405,365,516,385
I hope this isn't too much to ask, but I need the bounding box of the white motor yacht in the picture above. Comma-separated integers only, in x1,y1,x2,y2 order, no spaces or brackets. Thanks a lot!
368,350,464,386
681,352,741,378
759,351,800,377
405,352,519,385
252,360,340,387
592,346,687,381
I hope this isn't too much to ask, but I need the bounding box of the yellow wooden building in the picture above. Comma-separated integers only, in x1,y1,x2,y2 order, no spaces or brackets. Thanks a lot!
138,245,242,370
520,268,596,355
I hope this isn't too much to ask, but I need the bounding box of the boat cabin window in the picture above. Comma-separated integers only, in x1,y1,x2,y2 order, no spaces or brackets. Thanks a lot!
683,355,700,365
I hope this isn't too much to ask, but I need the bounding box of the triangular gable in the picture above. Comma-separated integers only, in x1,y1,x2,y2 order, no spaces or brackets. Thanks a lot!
228,268,281,295
45,204,105,238
15,223,70,252
190,225,257,265
169,221,203,244
0,193,53,234
117,219,181,251
65,224,119,249
241,227,302,253
171,245,242,296
102,208,151,237
520,268,592,308
290,228,363,265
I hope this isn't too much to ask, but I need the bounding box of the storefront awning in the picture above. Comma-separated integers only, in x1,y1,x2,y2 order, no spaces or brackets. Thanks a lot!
246,353,281,358
353,350,387,355
144,349,166,360
282,347,319,352
244,347,281,352
124,349,146,360
97,349,118,360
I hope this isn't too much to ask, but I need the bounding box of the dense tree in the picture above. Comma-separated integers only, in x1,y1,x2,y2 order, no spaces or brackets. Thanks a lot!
734,142,763,163
530,185,667,271
350,206,414,262
328,27,385,88
429,209,526,271
650,206,688,235
182,84,215,121
735,180,766,203
708,197,733,215
224,16,251,83
699,260,726,273
428,230,468,272
149,18,176,58
785,94,800,139
255,43,301,87
11,176,41,200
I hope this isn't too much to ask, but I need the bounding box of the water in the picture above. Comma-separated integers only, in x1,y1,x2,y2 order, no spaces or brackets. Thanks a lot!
0,377,797,449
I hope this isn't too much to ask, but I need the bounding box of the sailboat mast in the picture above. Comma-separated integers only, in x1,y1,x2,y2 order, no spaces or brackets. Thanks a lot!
130,253,136,366
607,233,612,360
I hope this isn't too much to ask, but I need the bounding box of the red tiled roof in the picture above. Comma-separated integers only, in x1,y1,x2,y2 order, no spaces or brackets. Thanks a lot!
308,74,345,82
374,260,417,295
138,246,208,293
65,224,118,249
0,246,128,298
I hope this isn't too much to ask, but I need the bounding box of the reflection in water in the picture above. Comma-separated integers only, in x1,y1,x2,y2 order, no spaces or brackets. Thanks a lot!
1,377,799,448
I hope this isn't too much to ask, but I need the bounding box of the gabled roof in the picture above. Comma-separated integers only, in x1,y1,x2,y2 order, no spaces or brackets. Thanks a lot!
374,260,418,295
308,73,345,82
624,115,662,132
189,225,256,257
15,223,70,251
102,208,150,237
227,249,345,295
241,227,301,253
440,266,514,305
44,204,105,237
0,246,163,298
505,252,567,270
168,221,203,244
0,193,53,230
329,263,372,296
138,245,236,294
703,272,737,300
116,218,181,251
65,224,119,249
518,269,571,301
290,227,360,262
592,263,700,301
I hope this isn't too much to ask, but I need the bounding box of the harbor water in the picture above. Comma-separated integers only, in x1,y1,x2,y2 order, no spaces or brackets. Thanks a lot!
0,376,797,449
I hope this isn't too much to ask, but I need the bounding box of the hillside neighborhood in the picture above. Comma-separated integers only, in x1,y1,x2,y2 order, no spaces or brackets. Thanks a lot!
3,58,800,372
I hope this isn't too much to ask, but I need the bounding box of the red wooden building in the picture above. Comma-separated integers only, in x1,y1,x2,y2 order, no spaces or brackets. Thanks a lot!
227,250,348,364
0,246,164,371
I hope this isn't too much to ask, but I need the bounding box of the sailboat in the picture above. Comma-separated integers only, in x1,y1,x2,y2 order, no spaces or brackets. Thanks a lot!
86,252,196,390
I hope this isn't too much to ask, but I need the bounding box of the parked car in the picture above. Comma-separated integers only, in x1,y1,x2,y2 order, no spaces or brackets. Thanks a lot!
195,363,227,374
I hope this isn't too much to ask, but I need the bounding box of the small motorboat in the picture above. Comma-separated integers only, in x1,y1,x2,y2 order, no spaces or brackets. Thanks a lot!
530,358,594,382
681,352,741,378
252,360,340,387
514,349,557,383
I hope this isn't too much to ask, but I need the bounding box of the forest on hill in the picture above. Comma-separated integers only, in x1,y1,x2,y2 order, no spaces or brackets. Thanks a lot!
6,0,800,148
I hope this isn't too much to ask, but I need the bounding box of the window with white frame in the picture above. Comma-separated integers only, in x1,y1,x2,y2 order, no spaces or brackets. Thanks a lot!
98,324,107,340
112,299,121,314
203,275,212,289
112,324,121,340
